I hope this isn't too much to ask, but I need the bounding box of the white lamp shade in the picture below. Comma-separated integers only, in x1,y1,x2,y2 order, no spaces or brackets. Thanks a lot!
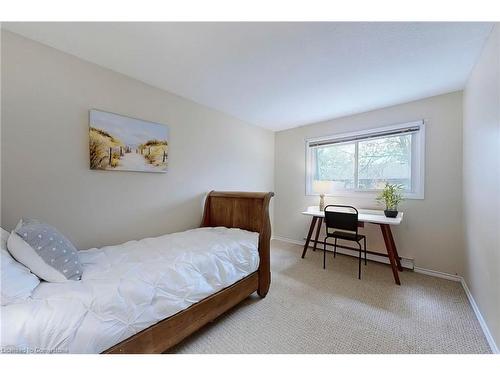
312,180,334,194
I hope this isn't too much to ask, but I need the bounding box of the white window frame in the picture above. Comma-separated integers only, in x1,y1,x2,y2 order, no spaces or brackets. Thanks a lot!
305,120,425,199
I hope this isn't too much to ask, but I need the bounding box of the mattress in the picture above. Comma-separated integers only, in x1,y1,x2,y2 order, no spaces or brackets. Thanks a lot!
0,227,259,354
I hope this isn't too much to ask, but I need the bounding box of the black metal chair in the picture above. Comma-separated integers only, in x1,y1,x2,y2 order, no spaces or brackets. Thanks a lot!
323,205,367,279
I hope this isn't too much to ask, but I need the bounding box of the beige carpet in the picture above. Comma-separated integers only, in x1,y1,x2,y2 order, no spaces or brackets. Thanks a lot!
170,240,491,354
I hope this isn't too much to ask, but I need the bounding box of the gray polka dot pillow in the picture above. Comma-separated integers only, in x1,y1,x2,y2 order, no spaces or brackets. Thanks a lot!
7,219,82,282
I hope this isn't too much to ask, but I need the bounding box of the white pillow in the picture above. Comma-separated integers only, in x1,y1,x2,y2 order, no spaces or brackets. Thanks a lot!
7,232,73,283
1,227,40,305
7,219,82,282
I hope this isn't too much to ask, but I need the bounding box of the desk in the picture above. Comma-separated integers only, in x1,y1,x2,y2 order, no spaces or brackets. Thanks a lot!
301,207,404,285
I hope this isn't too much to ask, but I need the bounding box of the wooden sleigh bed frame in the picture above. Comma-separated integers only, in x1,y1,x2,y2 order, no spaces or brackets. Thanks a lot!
103,191,274,354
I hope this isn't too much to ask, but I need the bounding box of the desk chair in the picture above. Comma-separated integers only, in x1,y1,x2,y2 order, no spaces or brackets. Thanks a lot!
323,205,367,279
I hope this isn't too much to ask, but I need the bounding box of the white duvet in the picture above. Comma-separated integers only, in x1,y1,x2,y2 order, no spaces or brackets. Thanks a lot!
0,227,259,354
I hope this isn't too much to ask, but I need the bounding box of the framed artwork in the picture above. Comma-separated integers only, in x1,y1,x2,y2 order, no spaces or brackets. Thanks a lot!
89,110,168,173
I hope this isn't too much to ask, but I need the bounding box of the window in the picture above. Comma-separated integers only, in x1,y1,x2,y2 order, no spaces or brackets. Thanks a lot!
306,121,425,199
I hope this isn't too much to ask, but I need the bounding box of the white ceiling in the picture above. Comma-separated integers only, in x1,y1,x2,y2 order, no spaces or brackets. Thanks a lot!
3,22,493,131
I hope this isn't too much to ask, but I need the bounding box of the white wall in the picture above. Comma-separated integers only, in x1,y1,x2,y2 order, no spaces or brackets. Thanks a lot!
275,92,464,275
0,31,275,249
463,24,500,349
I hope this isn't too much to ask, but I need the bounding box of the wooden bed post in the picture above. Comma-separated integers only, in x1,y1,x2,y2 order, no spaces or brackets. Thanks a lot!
201,190,274,297
257,192,273,297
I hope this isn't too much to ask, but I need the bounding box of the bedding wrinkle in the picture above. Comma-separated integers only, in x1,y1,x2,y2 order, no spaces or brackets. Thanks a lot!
1,227,259,353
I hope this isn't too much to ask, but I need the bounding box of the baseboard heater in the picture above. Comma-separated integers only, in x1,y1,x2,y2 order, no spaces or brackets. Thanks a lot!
302,237,415,270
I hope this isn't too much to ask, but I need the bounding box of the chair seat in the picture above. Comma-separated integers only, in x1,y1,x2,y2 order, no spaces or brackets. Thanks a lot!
328,230,365,242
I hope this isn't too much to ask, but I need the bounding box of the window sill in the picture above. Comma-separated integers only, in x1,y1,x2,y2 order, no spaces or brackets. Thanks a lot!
305,190,424,200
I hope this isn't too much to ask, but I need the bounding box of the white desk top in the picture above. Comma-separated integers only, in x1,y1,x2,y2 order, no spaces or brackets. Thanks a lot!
302,206,403,225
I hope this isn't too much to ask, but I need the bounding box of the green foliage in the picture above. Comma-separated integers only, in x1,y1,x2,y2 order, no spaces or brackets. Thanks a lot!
315,143,355,188
315,134,411,190
358,135,411,190
376,183,404,210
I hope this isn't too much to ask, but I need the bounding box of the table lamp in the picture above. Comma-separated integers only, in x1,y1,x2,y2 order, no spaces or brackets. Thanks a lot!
312,180,334,211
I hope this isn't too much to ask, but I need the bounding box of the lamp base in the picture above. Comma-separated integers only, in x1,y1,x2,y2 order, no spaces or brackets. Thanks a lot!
319,194,325,211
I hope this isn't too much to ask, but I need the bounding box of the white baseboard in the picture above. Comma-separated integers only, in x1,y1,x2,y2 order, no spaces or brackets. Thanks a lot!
460,278,499,354
413,267,462,282
272,235,498,354
272,235,304,246
407,268,498,353
272,235,414,270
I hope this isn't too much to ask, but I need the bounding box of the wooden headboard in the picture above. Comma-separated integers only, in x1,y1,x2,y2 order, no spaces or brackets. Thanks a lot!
201,191,274,297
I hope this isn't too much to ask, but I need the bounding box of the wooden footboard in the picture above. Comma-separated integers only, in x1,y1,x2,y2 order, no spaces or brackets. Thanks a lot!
201,191,274,297
104,191,274,354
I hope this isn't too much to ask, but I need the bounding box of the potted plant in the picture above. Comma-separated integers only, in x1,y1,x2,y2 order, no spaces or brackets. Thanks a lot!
377,183,404,218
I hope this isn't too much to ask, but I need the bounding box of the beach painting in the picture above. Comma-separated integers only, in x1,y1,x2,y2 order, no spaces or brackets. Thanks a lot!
89,110,168,173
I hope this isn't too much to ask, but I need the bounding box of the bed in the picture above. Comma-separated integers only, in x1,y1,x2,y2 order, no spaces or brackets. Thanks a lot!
1,191,274,354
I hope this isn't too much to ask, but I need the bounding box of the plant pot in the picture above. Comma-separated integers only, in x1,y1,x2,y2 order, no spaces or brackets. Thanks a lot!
384,209,398,218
